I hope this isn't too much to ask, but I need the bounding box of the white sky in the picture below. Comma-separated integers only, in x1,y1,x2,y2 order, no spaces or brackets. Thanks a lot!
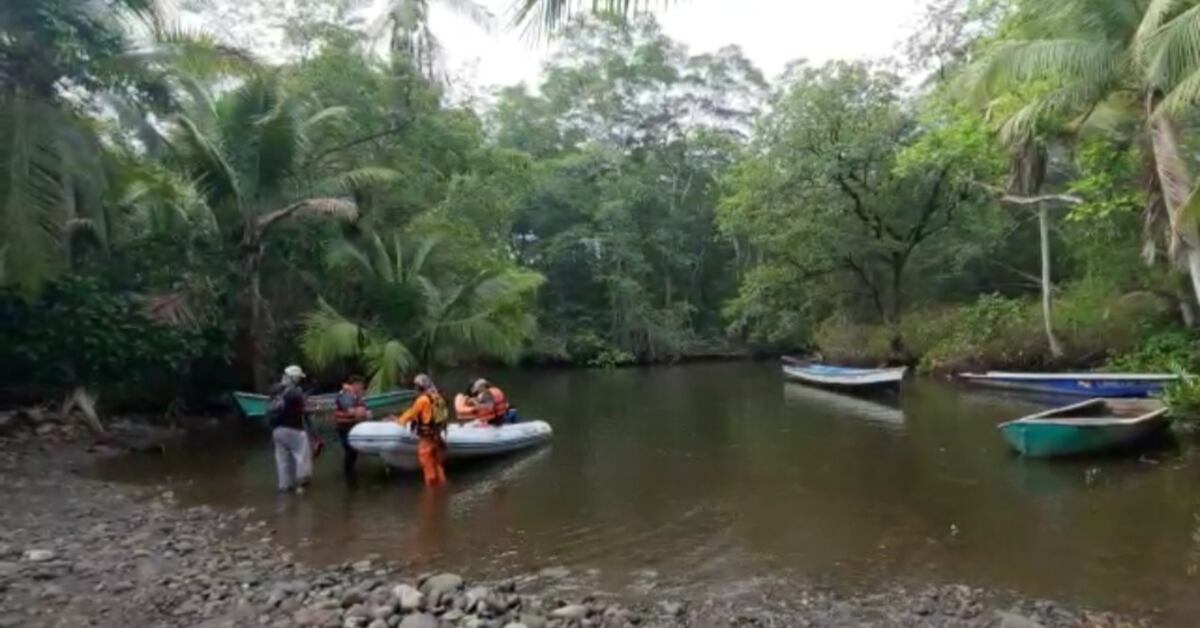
183,0,928,90
433,0,927,88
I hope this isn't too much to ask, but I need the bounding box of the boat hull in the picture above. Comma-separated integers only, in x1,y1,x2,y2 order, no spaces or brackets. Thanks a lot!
999,418,1167,458
781,364,906,390
959,372,1177,398
347,420,553,471
233,390,415,422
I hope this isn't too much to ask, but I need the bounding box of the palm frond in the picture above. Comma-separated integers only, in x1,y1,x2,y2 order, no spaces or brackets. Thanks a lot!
511,0,676,40
300,303,367,369
1158,65,1200,115
366,232,396,284
329,167,402,193
0,97,68,293
303,106,350,131
1142,3,1200,92
171,113,243,215
324,239,376,276
977,39,1123,95
443,0,496,31
364,337,417,393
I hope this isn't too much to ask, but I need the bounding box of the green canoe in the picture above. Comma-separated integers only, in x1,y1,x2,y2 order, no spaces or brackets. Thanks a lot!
233,390,416,423
998,398,1168,458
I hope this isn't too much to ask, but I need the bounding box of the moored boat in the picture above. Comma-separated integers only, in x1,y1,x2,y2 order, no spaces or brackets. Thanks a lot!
958,371,1178,398
997,398,1169,458
233,390,415,422
781,363,906,391
348,420,553,471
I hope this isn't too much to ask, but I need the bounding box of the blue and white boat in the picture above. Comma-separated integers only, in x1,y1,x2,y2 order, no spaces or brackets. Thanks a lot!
958,371,1179,398
781,363,906,391
347,420,553,471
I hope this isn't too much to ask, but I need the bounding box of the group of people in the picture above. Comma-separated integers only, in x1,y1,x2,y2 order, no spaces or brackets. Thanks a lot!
267,366,512,492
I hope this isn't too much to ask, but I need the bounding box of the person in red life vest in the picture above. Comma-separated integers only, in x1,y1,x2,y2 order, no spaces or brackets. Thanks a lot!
333,374,370,479
395,374,448,487
469,378,510,426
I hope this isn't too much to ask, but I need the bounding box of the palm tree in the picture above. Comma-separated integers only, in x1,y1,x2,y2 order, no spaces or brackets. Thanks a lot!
301,234,543,391
511,0,674,38
0,0,249,294
366,0,494,78
970,0,1200,313
168,72,398,388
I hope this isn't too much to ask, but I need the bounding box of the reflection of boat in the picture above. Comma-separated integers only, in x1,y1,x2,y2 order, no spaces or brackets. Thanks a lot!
348,420,553,471
958,371,1178,398
783,383,905,427
781,364,906,391
998,398,1169,458
233,390,415,422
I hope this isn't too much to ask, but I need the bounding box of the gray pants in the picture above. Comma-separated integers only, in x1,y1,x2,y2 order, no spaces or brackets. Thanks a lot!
272,427,312,491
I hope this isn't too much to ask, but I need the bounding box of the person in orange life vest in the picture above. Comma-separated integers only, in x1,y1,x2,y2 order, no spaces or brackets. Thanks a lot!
395,374,447,486
470,378,510,426
333,374,370,478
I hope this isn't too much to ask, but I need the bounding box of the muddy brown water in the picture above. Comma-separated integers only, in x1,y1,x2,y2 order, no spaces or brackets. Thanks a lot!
98,362,1200,623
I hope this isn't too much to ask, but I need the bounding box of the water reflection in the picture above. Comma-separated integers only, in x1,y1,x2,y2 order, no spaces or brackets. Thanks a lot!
782,382,905,429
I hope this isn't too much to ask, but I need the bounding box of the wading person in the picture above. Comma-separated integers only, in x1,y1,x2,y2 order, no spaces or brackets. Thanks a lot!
268,365,312,493
471,378,511,426
396,374,448,486
333,374,370,479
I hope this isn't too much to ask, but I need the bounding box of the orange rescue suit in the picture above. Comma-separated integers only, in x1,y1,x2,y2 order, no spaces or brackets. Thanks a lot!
396,393,446,486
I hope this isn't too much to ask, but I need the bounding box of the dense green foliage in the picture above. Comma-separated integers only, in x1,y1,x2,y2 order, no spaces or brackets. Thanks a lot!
8,0,1200,416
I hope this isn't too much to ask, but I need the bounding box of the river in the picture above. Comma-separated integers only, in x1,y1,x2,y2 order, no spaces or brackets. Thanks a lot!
98,362,1200,624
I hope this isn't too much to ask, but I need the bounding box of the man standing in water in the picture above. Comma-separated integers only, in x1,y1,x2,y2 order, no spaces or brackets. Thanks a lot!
333,374,370,480
269,365,312,493
395,374,448,487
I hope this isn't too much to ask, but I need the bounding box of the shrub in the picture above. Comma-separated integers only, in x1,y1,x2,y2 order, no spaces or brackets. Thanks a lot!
1108,329,1200,373
1162,377,1200,433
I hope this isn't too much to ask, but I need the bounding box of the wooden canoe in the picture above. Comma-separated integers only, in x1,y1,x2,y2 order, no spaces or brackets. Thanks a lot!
997,398,1169,458
958,371,1178,398
233,390,416,423
781,363,906,390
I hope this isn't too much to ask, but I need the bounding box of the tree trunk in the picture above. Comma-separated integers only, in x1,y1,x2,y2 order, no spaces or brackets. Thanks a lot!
1147,101,1200,311
1038,207,1064,358
888,254,908,363
235,238,269,391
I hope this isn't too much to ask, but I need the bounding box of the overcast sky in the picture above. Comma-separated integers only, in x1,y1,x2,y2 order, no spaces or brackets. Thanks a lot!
184,0,928,90
432,0,927,88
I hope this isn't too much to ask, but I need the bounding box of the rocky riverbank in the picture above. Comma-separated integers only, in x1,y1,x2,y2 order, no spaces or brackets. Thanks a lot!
0,419,1149,627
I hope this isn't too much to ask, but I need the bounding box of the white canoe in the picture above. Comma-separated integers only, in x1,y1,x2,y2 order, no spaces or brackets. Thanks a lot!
347,420,553,471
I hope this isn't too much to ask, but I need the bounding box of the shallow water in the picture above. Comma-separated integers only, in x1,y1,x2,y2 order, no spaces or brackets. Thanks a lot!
99,362,1200,623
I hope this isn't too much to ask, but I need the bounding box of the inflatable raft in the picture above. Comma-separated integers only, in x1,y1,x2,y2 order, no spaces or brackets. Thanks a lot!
347,420,553,471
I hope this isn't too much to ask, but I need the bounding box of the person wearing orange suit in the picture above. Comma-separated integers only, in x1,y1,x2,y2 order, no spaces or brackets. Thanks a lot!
395,374,448,486
470,378,511,426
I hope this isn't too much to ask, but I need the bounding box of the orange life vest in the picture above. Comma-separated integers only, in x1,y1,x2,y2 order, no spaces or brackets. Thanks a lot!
476,386,510,424
406,392,448,439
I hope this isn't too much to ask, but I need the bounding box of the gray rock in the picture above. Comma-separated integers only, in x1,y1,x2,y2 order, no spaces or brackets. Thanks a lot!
657,601,684,617
503,624,528,628
538,566,571,580
995,612,1046,628
420,573,464,596
368,621,388,628
464,586,492,612
370,605,394,621
0,613,23,628
21,549,54,563
441,609,465,621
343,590,367,608
550,604,588,620
294,607,337,627
0,561,19,578
345,604,371,619
397,613,439,628
517,614,546,628
391,584,424,611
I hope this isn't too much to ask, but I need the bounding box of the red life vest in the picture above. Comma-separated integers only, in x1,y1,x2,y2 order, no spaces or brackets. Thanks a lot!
333,385,365,425
476,386,510,424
